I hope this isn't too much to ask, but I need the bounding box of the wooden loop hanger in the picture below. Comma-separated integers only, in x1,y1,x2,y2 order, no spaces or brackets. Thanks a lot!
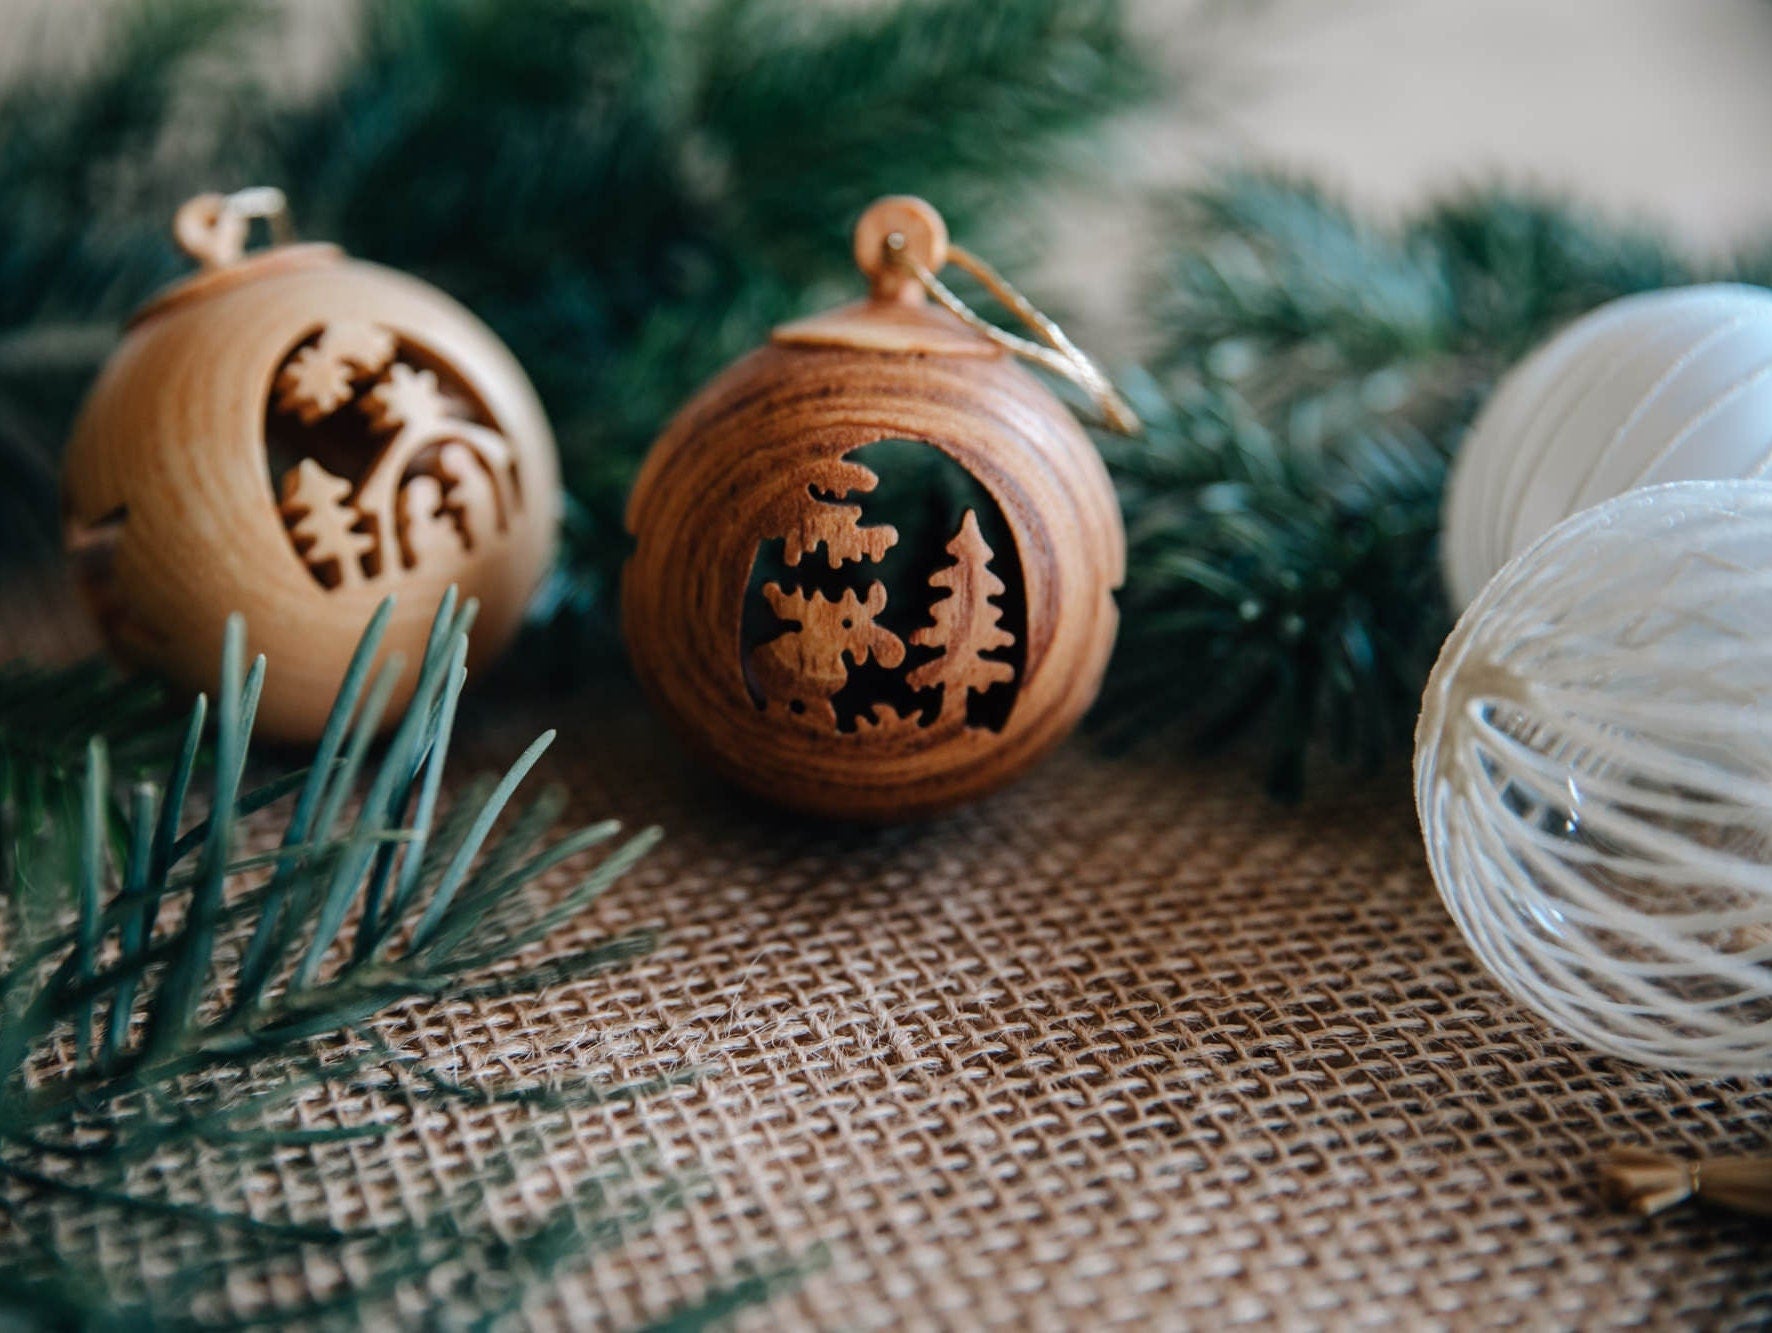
173,186,296,268
855,196,1139,436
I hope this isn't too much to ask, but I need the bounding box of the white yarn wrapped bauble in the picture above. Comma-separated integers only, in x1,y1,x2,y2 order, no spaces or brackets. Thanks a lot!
1443,284,1772,611
1416,481,1772,1076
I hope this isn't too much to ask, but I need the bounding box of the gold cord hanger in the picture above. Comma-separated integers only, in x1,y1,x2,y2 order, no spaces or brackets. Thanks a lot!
884,232,1140,436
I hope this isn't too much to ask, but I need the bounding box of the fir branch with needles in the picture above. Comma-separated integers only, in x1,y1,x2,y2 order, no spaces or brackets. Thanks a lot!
1097,373,1447,801
0,0,261,556
0,594,803,1327
0,661,180,926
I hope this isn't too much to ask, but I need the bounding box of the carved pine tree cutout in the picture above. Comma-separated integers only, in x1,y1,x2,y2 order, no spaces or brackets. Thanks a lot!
280,459,374,588
268,324,523,587
907,510,1015,723
742,441,1026,737
435,442,501,548
355,364,516,571
853,703,922,736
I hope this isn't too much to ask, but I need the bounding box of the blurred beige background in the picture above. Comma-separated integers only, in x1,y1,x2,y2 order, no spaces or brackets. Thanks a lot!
1054,0,1772,349
1133,0,1772,248
8,0,1772,350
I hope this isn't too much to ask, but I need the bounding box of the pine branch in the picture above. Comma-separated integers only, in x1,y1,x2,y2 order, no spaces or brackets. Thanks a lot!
0,591,802,1326
696,0,1159,268
0,0,257,559
0,661,183,951
1098,373,1446,800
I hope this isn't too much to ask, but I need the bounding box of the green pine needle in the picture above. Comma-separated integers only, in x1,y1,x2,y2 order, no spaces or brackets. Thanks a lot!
0,660,183,952
1099,372,1447,800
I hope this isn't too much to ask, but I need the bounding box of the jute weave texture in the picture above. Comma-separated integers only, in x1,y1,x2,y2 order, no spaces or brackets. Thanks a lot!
3,582,1769,1329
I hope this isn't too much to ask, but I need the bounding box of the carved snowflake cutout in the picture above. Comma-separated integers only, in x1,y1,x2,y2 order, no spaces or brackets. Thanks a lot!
362,363,456,437
273,322,397,424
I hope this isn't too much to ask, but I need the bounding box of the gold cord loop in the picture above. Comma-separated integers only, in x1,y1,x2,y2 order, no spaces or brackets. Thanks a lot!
884,232,1140,436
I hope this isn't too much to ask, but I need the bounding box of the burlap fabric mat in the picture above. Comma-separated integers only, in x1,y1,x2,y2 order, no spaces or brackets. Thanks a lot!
3,575,1769,1329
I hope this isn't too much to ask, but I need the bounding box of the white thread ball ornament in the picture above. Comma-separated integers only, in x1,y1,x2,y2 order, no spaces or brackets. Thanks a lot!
1416,481,1772,1076
1442,283,1772,612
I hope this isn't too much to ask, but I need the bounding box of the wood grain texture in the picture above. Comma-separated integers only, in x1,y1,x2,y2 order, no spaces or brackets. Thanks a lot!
623,217,1124,820
61,212,559,743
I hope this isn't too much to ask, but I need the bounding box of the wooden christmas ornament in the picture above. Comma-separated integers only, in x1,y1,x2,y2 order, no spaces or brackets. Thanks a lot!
623,196,1129,820
62,189,559,742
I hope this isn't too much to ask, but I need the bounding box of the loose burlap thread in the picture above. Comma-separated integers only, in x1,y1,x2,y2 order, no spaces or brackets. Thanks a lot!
3,578,1769,1330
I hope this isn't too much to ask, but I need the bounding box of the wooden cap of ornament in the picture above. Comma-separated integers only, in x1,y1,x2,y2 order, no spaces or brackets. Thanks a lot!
773,197,999,359
131,191,343,327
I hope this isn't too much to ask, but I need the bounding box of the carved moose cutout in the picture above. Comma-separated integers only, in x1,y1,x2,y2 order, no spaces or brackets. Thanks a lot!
749,582,906,726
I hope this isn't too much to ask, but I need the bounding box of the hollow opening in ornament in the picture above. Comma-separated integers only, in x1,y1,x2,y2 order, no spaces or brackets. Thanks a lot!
263,323,522,589
738,437,1027,738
